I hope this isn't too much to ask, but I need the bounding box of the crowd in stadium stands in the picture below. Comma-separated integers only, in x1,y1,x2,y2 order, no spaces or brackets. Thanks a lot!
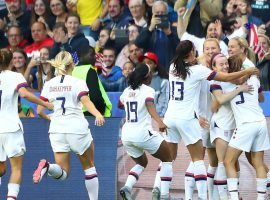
0,0,270,118
1,0,270,199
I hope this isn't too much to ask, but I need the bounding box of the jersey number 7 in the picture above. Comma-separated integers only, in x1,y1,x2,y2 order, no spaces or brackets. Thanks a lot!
56,97,66,115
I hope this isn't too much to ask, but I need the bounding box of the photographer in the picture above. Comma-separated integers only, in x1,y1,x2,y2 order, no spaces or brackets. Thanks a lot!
135,0,179,71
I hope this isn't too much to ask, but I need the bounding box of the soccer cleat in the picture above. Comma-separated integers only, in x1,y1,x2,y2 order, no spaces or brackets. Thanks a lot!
120,186,133,200
152,187,161,200
33,159,49,184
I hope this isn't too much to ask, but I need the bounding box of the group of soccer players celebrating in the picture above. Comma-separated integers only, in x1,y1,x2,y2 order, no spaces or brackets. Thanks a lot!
0,37,269,200
119,39,269,200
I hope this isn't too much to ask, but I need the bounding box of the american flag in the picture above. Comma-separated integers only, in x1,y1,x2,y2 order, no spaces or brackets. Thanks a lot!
71,51,79,66
95,53,108,77
245,23,265,61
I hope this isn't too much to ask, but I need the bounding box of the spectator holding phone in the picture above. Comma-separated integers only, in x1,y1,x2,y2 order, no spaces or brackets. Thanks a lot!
135,0,179,71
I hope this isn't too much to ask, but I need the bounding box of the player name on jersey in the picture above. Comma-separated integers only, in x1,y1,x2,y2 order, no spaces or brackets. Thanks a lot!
49,86,72,92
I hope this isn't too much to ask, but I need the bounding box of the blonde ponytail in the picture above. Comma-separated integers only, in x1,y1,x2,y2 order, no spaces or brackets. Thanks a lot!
47,51,73,75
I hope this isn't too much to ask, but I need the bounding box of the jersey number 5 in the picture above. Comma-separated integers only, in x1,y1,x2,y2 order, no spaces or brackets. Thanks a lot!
126,101,138,122
171,81,184,101
56,97,66,115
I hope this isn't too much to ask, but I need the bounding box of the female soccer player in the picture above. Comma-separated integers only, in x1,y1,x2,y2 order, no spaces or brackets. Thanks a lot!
33,51,105,200
209,53,253,199
222,56,270,200
0,49,53,200
119,63,173,200
163,40,259,199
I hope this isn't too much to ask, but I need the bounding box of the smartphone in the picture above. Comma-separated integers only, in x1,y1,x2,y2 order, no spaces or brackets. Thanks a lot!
155,14,169,29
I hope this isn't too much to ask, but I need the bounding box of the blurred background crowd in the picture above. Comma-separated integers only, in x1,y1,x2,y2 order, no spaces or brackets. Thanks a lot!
0,0,269,117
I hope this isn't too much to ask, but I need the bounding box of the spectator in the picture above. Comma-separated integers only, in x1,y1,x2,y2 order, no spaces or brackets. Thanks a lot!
135,0,179,71
95,28,111,52
178,8,228,56
99,47,123,91
104,0,131,30
30,0,55,38
24,21,54,57
6,25,28,51
74,0,109,40
257,34,270,91
11,49,39,89
37,46,54,91
50,0,68,23
0,0,31,41
128,42,143,64
128,0,147,28
50,13,91,61
139,51,169,117
72,46,112,117
115,24,140,67
101,61,134,91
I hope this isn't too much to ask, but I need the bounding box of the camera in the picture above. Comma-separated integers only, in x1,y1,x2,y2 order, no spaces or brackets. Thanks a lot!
233,4,237,9
155,14,169,29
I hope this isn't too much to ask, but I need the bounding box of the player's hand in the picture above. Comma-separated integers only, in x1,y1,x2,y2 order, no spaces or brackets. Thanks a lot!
245,67,260,76
45,102,54,111
199,116,210,130
239,83,254,93
95,114,105,126
158,122,167,133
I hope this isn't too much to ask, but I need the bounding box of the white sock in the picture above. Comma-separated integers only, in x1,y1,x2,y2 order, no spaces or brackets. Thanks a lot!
194,160,207,199
160,162,173,196
185,161,195,200
267,171,270,194
227,178,238,200
153,162,162,189
48,164,67,180
215,162,228,199
257,178,267,200
85,167,99,200
7,183,20,200
125,164,144,190
207,165,217,200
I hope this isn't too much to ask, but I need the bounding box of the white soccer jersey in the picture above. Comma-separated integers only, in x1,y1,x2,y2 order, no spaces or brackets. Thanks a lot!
196,79,212,120
0,71,28,133
119,84,155,142
164,64,216,120
40,75,90,134
210,81,236,130
224,76,265,126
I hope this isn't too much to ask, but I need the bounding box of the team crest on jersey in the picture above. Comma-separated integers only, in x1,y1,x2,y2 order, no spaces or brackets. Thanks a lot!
128,92,136,97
